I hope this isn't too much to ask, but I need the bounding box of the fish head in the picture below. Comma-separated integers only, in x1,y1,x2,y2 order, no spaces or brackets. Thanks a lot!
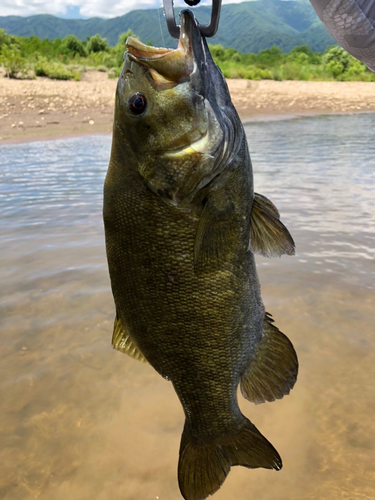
111,9,243,207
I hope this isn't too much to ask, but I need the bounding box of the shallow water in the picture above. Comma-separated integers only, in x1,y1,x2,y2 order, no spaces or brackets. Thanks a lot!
1,113,374,500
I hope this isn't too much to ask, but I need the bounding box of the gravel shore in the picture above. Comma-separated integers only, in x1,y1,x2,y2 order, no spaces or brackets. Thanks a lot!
1,70,375,144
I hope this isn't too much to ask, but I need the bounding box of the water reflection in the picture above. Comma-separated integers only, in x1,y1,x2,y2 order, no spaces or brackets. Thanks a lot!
1,115,375,499
245,114,375,289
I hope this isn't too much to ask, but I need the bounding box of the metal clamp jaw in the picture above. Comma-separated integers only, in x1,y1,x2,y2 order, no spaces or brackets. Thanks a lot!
163,0,222,39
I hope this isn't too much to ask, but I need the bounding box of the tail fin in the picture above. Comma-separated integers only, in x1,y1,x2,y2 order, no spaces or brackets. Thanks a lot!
178,418,281,500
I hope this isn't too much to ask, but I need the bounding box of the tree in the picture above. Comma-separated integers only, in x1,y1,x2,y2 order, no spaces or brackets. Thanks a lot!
290,45,314,57
322,45,352,77
256,46,283,65
87,34,109,54
0,29,19,52
0,29,10,50
60,35,86,57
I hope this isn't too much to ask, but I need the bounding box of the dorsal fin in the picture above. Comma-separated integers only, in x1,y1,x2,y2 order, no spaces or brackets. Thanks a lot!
250,193,295,258
112,314,148,364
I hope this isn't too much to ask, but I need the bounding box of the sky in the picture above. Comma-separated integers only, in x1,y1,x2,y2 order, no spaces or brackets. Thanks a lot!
0,0,255,19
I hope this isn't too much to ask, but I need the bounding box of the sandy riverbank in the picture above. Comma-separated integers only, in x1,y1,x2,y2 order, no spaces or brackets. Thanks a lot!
1,70,375,144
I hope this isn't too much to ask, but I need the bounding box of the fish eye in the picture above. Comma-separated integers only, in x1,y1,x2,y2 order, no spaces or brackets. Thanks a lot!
128,93,147,116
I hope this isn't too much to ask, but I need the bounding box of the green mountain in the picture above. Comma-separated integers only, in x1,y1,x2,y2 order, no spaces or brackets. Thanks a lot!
0,0,335,53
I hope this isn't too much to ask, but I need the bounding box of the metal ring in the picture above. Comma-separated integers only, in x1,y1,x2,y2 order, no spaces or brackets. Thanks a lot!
163,0,222,39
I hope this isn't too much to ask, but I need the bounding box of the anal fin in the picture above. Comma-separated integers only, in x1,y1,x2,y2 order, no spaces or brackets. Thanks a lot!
250,192,295,258
241,313,298,404
112,314,148,364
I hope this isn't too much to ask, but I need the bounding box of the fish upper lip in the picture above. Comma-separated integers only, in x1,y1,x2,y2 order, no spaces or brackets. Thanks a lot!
126,39,177,60
126,10,195,60
125,10,199,82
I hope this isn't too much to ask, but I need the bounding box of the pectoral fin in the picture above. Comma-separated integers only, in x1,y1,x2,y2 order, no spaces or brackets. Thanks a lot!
112,314,148,364
240,313,298,404
194,196,236,273
250,193,295,258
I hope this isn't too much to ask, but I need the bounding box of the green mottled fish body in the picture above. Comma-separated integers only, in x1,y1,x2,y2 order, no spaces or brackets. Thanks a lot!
106,145,258,429
104,10,298,500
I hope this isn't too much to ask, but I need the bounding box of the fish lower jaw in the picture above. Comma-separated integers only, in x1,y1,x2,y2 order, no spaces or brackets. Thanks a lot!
163,131,213,159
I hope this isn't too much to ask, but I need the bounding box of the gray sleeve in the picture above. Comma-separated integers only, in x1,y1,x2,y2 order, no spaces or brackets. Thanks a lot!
309,0,375,72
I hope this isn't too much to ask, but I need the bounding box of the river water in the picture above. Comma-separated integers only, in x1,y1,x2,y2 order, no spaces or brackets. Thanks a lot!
1,113,374,500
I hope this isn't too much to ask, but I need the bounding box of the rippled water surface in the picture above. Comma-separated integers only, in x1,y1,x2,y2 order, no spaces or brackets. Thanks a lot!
1,114,375,500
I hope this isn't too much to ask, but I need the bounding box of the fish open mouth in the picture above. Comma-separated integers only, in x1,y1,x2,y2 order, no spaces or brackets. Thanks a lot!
126,10,198,84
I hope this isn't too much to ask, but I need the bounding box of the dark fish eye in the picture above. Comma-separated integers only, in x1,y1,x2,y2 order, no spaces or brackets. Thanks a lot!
128,93,147,116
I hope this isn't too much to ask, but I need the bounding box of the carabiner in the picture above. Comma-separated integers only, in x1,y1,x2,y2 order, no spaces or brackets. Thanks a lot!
162,0,222,39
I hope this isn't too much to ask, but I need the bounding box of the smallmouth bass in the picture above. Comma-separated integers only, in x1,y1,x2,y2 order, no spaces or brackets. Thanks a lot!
104,9,298,500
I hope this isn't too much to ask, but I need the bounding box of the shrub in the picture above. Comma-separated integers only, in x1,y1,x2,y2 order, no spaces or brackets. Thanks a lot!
342,60,375,81
280,62,311,81
286,52,310,65
34,57,80,80
0,44,27,78
88,50,115,68
326,60,345,78
218,61,272,80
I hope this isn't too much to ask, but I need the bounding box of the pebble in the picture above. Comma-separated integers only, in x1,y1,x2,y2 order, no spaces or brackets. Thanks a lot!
89,120,94,125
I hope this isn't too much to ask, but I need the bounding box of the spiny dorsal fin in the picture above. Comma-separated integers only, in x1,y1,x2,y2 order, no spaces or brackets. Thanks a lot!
240,313,298,405
112,315,148,364
250,193,295,258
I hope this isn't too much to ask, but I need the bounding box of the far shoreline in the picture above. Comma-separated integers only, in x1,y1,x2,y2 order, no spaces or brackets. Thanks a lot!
2,110,375,147
1,71,375,145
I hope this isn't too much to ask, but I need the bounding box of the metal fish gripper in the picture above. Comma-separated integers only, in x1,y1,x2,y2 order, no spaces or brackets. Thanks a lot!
163,0,222,39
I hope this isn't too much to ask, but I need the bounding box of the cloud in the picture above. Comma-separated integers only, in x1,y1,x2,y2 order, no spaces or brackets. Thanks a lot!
80,0,164,19
0,0,250,19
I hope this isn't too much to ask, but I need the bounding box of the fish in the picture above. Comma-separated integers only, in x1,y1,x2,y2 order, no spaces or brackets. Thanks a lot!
103,9,298,500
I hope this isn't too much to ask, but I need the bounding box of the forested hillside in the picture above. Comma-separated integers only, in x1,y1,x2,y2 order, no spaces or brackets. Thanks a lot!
0,0,335,54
